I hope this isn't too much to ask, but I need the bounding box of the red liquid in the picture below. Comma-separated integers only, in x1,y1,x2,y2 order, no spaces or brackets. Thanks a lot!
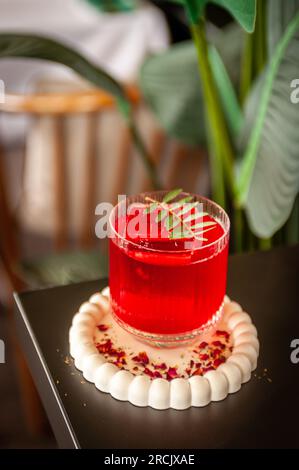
109,208,229,335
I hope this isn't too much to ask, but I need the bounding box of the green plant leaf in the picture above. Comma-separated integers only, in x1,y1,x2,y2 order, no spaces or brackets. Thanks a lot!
237,12,299,238
209,45,243,137
184,211,208,223
170,0,256,32
193,221,216,229
177,202,199,216
162,188,183,203
0,33,128,107
165,214,174,231
140,25,242,147
144,203,158,214
86,0,137,12
140,41,205,146
212,0,256,33
174,196,194,205
156,209,168,223
169,227,193,239
267,0,299,55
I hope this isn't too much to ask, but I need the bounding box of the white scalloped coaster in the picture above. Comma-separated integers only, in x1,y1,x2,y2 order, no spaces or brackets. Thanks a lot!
69,288,259,410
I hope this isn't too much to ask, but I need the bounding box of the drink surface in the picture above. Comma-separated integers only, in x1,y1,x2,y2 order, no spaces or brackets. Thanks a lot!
109,206,228,335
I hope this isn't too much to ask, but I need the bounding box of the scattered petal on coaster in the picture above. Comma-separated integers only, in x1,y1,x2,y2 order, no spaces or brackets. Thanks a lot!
69,289,259,409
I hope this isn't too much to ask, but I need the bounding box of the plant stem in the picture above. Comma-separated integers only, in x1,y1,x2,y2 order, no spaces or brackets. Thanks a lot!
205,114,226,208
255,0,267,74
285,195,299,245
129,120,161,190
258,237,272,251
234,207,244,253
240,32,254,105
190,20,236,198
240,1,267,105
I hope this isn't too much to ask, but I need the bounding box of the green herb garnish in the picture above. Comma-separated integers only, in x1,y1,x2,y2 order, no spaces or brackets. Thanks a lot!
144,189,216,241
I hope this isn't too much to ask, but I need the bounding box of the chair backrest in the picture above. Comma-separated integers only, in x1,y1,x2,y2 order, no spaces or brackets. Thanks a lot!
0,85,140,251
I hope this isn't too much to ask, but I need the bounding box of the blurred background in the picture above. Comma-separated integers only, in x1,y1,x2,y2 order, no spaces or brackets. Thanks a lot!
0,0,298,448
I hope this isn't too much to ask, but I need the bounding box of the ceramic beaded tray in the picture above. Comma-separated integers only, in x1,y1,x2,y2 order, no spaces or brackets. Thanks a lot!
69,288,259,410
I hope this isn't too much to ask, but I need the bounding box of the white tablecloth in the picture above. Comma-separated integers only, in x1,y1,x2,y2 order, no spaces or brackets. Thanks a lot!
0,0,169,87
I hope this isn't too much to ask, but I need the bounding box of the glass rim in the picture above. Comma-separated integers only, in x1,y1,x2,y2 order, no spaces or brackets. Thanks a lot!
108,191,230,254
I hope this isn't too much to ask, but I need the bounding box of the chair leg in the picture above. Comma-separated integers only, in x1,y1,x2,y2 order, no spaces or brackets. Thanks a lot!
1,120,48,436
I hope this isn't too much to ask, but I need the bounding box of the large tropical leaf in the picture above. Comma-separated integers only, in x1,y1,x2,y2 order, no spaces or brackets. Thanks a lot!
171,0,256,32
0,34,159,187
267,0,299,55
0,34,127,109
140,41,205,146
237,13,299,238
139,24,242,146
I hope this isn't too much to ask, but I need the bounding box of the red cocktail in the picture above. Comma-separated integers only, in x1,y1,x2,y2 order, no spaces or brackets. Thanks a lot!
109,191,230,346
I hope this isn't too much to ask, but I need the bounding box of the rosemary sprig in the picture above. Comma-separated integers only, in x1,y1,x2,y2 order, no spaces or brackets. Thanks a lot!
144,189,216,241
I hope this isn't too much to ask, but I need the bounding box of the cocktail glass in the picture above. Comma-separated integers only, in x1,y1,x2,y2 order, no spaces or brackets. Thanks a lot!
109,191,230,347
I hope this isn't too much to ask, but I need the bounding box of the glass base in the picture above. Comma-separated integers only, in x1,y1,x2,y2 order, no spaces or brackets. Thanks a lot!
111,301,225,348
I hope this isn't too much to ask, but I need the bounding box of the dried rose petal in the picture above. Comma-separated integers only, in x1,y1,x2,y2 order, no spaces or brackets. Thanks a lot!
166,367,179,381
153,362,167,370
96,339,113,354
199,353,209,361
132,351,149,365
115,350,126,359
143,367,154,378
97,324,109,332
211,340,223,347
192,369,203,376
210,348,222,358
213,357,225,368
153,371,162,378
216,330,230,338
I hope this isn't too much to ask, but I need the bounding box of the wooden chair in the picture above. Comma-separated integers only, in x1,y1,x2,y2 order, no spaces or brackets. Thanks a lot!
0,85,141,435
0,83,205,434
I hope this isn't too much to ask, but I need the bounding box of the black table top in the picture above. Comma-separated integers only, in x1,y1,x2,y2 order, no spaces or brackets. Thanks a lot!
14,245,299,449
